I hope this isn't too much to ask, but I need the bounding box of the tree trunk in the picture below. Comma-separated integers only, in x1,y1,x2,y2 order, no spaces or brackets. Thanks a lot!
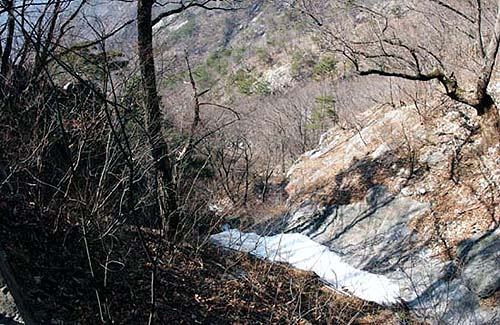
1,0,15,78
137,0,178,235
473,0,500,144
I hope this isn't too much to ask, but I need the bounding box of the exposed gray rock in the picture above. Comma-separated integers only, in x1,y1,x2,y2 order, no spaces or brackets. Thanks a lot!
264,64,292,91
459,229,500,299
283,186,499,324
281,97,499,324
286,185,430,271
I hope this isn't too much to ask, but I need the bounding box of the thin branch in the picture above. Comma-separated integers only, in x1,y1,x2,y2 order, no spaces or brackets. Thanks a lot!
476,0,486,58
152,0,243,27
178,51,202,160
429,0,475,23
199,102,241,119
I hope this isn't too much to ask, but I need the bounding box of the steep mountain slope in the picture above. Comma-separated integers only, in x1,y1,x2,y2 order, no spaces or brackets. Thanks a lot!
276,99,500,324
77,1,500,323
75,3,500,323
2,1,499,323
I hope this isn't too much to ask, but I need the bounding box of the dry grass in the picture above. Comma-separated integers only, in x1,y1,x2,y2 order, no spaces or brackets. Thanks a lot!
0,192,419,324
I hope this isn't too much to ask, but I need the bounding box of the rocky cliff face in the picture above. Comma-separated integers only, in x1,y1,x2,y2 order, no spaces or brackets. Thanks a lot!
281,102,500,324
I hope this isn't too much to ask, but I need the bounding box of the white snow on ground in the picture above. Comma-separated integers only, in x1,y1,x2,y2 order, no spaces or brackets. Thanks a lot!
210,229,401,305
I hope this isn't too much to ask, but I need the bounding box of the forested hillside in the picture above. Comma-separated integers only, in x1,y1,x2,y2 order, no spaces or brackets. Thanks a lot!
0,0,498,324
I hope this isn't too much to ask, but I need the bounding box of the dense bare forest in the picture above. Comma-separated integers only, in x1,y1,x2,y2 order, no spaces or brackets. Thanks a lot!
0,0,499,324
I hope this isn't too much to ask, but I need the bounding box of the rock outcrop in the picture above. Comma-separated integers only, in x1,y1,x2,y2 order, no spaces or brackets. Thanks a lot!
280,103,500,324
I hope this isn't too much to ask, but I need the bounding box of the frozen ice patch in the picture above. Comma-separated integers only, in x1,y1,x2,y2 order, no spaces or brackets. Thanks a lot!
211,229,401,305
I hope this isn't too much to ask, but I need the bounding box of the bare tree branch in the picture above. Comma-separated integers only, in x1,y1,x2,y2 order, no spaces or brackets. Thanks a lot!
152,0,243,27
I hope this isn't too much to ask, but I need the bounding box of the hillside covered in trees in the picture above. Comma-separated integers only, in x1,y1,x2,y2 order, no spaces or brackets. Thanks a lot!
0,0,499,324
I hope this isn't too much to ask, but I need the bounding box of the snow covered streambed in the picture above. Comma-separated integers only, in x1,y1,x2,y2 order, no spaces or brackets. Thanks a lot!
210,229,401,306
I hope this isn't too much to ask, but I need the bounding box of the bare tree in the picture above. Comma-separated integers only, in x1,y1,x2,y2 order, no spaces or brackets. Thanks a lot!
136,0,242,237
137,0,178,237
0,0,15,77
297,0,500,145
